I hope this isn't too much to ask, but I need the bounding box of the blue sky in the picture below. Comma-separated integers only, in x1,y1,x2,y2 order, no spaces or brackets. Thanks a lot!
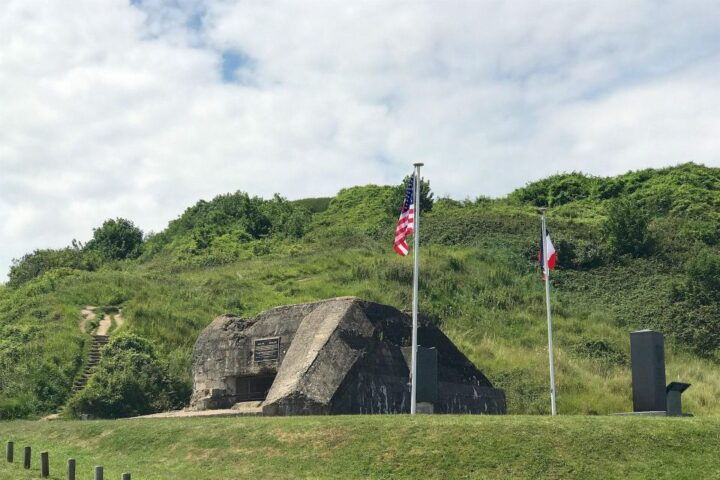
1,0,720,280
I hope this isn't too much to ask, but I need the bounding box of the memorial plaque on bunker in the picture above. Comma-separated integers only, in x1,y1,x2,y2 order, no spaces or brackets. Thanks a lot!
254,337,280,363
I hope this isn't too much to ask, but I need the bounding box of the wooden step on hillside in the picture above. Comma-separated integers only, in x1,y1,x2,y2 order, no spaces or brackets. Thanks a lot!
71,335,110,393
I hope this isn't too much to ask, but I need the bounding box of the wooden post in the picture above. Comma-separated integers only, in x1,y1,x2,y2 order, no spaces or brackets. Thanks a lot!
68,458,76,480
95,465,104,480
5,441,12,462
122,473,131,480
23,446,31,469
41,451,49,477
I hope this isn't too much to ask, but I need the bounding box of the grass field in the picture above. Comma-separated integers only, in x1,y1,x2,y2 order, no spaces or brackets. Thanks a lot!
0,416,719,480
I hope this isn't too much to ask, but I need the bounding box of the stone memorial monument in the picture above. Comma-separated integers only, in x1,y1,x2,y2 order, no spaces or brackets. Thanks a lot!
628,329,692,416
630,329,667,412
190,297,506,415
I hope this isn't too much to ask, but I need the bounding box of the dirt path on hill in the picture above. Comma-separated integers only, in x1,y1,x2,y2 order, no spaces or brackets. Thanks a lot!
96,314,112,336
79,306,122,335
114,310,125,329
79,307,96,333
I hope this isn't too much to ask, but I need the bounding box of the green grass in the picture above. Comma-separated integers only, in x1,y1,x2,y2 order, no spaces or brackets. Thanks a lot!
0,416,719,479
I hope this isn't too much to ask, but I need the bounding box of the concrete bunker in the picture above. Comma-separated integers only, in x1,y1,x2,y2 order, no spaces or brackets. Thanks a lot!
190,297,506,415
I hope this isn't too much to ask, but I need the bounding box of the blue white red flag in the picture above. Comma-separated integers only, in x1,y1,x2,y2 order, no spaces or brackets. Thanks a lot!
394,176,415,256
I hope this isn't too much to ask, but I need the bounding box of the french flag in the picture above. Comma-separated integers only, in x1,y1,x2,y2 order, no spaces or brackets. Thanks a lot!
540,230,557,277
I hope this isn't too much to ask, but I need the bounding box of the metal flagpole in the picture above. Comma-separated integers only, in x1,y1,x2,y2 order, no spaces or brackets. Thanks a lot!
540,208,558,416
410,162,423,415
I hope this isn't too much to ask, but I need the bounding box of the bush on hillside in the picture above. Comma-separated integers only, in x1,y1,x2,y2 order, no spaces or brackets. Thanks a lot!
572,340,628,366
141,192,311,262
291,197,331,214
85,218,144,260
603,198,655,258
310,185,407,239
685,248,720,303
553,236,606,270
161,192,270,241
665,301,720,359
509,173,598,207
7,247,101,287
66,334,187,418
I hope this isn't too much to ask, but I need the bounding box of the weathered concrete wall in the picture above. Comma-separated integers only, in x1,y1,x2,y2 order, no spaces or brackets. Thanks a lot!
262,300,375,411
190,303,313,409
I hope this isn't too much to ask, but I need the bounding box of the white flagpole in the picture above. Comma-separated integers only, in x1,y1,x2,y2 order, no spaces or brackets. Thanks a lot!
541,208,558,416
410,162,423,415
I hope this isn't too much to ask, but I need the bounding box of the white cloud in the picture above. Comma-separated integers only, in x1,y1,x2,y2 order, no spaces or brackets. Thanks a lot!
1,0,720,279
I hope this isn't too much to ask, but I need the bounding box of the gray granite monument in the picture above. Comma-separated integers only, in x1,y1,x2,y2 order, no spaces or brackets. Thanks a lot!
190,297,506,415
630,329,667,412
628,329,692,416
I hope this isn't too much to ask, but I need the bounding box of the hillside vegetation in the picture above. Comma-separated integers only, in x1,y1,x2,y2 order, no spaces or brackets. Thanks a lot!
2,162,720,419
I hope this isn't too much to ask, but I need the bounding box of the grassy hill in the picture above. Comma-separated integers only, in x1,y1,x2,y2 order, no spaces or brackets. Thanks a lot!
0,416,719,479
2,162,720,419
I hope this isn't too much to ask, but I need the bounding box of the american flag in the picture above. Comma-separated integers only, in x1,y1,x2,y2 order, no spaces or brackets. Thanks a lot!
394,175,415,256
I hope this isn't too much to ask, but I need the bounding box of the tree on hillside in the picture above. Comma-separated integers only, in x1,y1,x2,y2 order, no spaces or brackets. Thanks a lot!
85,218,143,260
603,198,655,257
261,194,311,239
393,176,434,213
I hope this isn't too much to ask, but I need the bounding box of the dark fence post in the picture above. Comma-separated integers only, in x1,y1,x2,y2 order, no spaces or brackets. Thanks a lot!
95,465,103,480
23,446,31,469
122,473,131,480
68,458,76,480
41,451,49,477
5,441,12,462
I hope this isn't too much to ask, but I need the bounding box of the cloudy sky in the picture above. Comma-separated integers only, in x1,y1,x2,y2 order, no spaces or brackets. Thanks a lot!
2,0,720,279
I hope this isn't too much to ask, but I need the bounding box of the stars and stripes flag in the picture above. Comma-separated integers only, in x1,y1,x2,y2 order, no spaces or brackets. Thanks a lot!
393,175,415,256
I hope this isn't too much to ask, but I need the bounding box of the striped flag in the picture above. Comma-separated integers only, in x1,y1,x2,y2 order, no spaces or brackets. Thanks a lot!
393,175,415,256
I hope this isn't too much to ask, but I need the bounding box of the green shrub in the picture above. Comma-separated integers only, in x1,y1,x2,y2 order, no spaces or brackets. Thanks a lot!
8,248,100,287
554,236,607,270
603,198,655,257
685,248,720,303
66,334,187,418
572,340,628,366
160,192,271,244
291,197,332,214
140,192,311,266
509,172,597,207
665,301,720,359
0,393,36,420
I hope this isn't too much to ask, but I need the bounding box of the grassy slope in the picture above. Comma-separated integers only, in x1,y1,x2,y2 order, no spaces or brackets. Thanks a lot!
5,239,719,417
0,416,719,480
2,163,720,419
